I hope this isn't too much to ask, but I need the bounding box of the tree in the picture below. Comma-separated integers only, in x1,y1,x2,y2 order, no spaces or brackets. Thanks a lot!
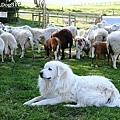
0,0,20,23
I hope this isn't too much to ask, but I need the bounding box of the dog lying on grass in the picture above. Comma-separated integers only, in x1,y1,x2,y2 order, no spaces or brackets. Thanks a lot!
23,61,120,107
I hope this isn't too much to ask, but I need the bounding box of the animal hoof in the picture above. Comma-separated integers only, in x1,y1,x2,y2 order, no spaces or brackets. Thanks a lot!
91,64,94,67
95,65,98,68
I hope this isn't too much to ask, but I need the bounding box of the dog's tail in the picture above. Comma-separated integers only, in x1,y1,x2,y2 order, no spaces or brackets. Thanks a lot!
105,90,120,107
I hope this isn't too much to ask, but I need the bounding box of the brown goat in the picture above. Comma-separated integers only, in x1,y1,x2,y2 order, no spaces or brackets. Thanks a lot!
52,29,73,60
44,37,61,60
91,41,109,68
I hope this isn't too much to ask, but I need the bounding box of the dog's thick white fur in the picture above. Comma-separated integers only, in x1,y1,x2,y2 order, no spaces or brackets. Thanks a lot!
23,61,120,107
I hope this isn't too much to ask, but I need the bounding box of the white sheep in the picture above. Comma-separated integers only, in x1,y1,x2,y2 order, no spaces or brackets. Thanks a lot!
104,24,120,33
22,25,45,53
77,29,86,37
107,31,120,69
0,37,5,62
96,20,109,28
0,29,17,62
97,20,120,33
5,27,34,58
62,18,71,25
39,27,60,44
23,24,60,53
88,28,108,44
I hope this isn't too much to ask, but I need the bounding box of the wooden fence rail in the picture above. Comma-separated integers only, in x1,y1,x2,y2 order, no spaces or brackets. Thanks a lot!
17,11,101,28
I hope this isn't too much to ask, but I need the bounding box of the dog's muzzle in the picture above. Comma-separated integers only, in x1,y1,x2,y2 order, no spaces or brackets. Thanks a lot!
39,71,43,78
39,71,51,80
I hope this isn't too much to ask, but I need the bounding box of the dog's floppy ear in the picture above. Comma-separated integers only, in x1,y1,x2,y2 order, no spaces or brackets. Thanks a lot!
57,66,65,77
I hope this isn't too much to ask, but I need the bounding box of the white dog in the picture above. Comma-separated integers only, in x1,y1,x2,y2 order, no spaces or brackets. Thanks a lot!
23,61,120,107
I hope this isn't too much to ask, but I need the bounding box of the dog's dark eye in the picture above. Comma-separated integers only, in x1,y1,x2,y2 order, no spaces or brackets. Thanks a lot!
48,68,52,70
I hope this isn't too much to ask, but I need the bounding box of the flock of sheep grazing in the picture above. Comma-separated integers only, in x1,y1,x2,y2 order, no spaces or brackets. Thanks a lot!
0,20,120,69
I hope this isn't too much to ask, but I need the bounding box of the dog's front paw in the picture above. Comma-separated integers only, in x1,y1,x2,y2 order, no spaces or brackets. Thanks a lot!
23,101,32,105
31,102,39,106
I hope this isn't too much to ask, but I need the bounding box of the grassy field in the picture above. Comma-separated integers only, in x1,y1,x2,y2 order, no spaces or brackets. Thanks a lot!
1,2,120,120
0,46,120,120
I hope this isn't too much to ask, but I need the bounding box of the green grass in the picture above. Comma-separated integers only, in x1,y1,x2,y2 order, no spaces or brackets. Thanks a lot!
0,47,120,120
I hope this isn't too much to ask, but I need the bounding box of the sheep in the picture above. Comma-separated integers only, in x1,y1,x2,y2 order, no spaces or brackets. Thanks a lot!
4,28,34,58
87,28,108,44
43,27,59,41
52,29,73,60
44,37,61,60
75,36,91,59
77,29,86,37
38,27,60,47
0,37,5,62
104,24,120,33
0,29,17,62
96,20,120,33
22,25,45,53
87,27,108,58
107,31,120,69
96,20,110,28
91,41,109,68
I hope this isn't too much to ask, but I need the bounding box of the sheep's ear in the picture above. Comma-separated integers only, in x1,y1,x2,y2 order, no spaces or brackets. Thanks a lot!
57,66,65,77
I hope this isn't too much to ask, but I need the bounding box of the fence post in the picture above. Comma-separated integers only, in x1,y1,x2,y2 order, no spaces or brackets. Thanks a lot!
85,16,87,24
68,12,71,26
47,13,49,25
43,2,46,28
74,16,76,26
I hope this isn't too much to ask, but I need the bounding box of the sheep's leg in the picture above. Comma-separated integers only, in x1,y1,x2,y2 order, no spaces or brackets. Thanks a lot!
31,45,34,58
1,52,4,62
112,54,118,69
14,48,17,55
76,49,81,59
69,47,71,59
58,48,61,60
20,45,25,58
35,40,40,53
107,53,110,65
91,47,95,67
82,51,85,58
11,49,15,62
29,37,34,58
89,47,92,58
54,45,59,60
54,51,57,60
38,44,40,53
4,45,8,55
95,54,99,68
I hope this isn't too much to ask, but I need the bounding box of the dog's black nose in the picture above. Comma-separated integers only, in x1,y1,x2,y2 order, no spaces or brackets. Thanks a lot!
39,71,43,78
